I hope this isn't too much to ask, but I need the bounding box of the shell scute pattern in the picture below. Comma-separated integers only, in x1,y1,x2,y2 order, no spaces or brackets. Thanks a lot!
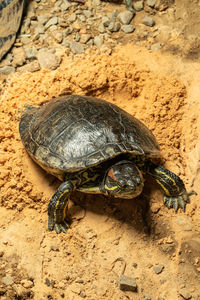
19,95,160,173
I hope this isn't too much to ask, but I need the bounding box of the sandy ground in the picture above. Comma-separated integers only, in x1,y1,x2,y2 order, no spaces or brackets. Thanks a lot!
0,45,200,299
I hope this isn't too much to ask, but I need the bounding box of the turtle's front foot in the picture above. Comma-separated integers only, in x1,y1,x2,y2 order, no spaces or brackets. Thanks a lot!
164,190,197,213
48,217,70,234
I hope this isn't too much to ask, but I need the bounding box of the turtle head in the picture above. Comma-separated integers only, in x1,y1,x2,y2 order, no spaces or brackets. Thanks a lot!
103,161,144,199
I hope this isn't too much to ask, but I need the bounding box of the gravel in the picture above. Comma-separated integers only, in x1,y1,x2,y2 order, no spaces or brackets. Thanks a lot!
0,0,171,73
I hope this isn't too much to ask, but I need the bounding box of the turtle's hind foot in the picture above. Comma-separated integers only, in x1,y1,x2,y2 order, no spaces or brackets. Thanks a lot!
48,218,70,234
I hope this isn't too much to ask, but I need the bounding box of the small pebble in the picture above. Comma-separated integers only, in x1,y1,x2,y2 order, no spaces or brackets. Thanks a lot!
45,16,58,29
108,22,121,32
2,276,14,286
147,0,156,8
133,0,144,11
0,66,16,75
70,41,85,54
94,36,104,47
121,24,135,33
38,50,61,70
21,279,34,288
144,296,151,300
98,23,106,33
179,288,192,300
153,265,164,274
119,274,137,292
151,42,161,51
142,16,155,27
118,10,135,25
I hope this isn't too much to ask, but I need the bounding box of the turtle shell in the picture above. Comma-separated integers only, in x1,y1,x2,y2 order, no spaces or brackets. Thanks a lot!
19,95,160,175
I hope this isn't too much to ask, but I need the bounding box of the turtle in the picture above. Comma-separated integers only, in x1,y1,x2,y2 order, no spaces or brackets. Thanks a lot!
19,94,195,234
0,0,25,61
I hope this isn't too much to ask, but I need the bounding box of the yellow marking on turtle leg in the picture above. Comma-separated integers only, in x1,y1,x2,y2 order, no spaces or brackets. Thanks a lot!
155,169,177,186
54,189,69,223
155,179,171,196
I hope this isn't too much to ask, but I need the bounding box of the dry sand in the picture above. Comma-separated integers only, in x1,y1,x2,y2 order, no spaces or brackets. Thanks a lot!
0,45,200,299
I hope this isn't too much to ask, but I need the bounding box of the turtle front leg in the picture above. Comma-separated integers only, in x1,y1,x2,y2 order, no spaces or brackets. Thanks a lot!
48,181,76,234
149,165,196,212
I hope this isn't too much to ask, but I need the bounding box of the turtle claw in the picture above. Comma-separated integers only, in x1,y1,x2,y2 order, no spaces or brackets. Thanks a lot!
164,190,197,213
48,218,70,234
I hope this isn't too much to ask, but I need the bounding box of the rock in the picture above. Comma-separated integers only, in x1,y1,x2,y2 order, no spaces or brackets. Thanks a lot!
100,46,112,55
153,265,164,274
60,0,71,10
18,61,40,73
155,0,171,11
79,15,86,22
53,31,63,43
68,13,77,23
12,47,26,67
118,10,135,25
62,38,71,47
21,279,34,288
94,36,104,47
50,245,60,251
92,0,101,5
119,275,137,292
121,24,135,33
179,288,192,299
111,9,119,20
98,23,106,33
144,296,151,300
80,34,91,44
83,10,93,18
38,50,61,70
0,66,16,75
70,41,85,54
37,14,49,25
80,291,86,298
108,22,121,32
45,17,58,29
133,1,144,11
147,0,157,7
2,276,14,286
102,16,110,27
64,26,74,36
151,42,161,51
142,16,155,27
34,25,45,35
25,46,38,60
75,32,81,42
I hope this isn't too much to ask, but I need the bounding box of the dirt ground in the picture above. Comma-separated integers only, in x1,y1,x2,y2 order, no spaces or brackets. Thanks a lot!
0,44,200,300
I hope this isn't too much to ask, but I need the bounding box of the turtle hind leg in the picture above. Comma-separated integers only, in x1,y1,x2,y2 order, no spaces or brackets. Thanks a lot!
48,181,76,234
149,164,196,212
